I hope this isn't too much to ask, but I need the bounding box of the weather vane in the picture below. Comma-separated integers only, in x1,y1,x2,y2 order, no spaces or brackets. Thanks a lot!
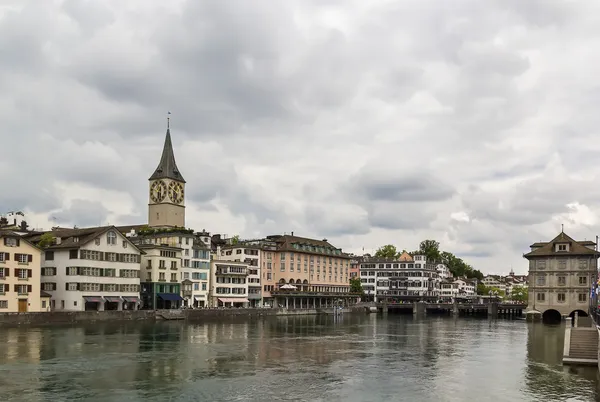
167,111,171,129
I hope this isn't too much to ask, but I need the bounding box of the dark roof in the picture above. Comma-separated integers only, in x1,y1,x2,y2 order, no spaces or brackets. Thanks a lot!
149,128,185,183
0,231,41,250
40,291,52,298
267,234,351,259
192,238,209,250
524,231,600,258
25,226,143,253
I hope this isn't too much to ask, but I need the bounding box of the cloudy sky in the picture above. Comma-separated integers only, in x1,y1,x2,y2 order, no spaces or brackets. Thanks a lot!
2,0,600,274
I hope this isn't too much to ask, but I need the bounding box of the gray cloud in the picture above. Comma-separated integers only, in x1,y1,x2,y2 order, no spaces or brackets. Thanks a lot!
2,0,600,274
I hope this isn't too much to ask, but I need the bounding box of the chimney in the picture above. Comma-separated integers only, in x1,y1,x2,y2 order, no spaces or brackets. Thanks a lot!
291,231,294,236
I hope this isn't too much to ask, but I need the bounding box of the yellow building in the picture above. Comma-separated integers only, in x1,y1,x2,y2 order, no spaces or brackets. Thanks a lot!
0,231,47,312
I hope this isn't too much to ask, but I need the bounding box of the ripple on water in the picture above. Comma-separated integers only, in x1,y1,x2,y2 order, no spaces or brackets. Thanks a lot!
0,317,597,401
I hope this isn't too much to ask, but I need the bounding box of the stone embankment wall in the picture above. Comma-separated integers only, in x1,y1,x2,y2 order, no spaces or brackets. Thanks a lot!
0,307,353,327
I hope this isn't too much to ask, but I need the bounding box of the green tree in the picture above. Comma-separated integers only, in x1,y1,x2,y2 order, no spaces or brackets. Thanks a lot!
38,233,55,249
230,235,240,245
349,277,364,294
374,244,399,259
509,286,528,302
418,239,441,263
477,283,489,295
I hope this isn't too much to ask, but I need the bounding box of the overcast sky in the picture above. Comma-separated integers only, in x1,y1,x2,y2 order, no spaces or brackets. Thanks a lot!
2,0,600,274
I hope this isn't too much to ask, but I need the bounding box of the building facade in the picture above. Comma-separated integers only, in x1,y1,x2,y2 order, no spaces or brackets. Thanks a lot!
219,244,262,307
523,231,599,320
0,231,46,312
209,260,249,307
26,226,142,311
359,251,441,302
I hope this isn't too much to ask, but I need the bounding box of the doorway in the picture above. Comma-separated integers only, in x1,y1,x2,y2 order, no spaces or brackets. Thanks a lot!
18,299,27,312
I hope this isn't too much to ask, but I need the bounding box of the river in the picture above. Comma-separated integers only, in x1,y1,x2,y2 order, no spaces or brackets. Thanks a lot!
0,314,597,401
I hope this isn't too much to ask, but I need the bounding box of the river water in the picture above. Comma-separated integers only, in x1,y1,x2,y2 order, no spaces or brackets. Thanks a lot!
0,314,598,402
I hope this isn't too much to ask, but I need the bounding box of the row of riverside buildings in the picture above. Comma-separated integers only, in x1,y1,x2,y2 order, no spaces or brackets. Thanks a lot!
0,123,591,318
0,125,353,312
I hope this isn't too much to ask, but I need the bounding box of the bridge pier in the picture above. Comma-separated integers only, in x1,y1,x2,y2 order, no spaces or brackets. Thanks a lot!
452,300,459,316
488,302,498,318
382,303,388,316
413,302,426,317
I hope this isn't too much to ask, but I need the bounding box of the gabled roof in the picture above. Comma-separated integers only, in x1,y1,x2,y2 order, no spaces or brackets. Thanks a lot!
524,231,600,258
398,251,413,262
25,226,144,254
0,230,41,250
149,128,185,183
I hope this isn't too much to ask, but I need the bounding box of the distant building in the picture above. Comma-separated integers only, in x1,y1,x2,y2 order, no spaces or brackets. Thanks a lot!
0,231,48,312
219,244,262,307
523,231,599,321
359,251,441,302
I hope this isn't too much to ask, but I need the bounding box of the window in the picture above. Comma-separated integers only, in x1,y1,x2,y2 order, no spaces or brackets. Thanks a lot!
16,254,31,264
202,283,207,291
280,262,285,272
194,283,199,291
536,293,545,302
4,237,18,247
171,273,177,282
45,251,54,261
579,277,587,285
558,244,567,251
579,293,587,302
95,238,100,245
557,276,566,286
557,293,566,302
107,231,117,245
122,241,127,248
170,261,177,269
42,300,46,308
69,250,78,259
579,259,588,269
558,260,567,269
0,301,7,309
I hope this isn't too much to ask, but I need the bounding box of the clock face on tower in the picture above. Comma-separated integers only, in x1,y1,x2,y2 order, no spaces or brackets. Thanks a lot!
168,182,184,204
150,180,167,203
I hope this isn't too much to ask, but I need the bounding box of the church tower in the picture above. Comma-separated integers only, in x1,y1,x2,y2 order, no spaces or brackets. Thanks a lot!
148,121,186,228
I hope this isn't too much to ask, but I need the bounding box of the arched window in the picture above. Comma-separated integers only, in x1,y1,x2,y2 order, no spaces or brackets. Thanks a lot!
107,231,117,245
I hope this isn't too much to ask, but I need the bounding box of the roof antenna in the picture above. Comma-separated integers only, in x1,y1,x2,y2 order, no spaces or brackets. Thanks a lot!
167,111,171,129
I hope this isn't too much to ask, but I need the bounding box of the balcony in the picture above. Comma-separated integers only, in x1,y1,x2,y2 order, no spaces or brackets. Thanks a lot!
18,262,29,266
216,267,247,275
17,277,29,281
158,279,166,282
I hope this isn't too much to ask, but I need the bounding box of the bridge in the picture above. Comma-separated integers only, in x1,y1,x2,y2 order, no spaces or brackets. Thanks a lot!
362,302,527,318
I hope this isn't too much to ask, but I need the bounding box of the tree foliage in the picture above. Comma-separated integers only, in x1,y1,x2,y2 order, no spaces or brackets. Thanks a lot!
509,286,528,302
38,233,55,249
477,284,505,297
231,235,240,245
349,277,364,294
0,217,7,227
374,244,399,259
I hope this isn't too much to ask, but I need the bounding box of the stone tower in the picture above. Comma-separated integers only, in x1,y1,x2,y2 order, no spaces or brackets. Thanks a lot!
148,125,185,228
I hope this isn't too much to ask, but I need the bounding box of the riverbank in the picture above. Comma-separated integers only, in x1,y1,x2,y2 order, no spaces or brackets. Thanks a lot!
0,307,356,327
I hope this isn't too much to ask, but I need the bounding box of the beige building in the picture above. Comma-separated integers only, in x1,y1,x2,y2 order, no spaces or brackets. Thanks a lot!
0,231,46,312
523,231,599,321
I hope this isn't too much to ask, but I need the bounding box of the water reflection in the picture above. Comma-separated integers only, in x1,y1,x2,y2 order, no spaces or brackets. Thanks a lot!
0,316,597,401
524,323,600,401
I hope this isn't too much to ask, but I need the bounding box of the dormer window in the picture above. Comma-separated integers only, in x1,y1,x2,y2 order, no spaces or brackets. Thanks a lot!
107,231,117,245
73,237,79,243
556,243,569,252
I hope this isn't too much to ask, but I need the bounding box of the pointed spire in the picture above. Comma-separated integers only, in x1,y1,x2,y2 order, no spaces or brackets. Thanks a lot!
149,115,185,182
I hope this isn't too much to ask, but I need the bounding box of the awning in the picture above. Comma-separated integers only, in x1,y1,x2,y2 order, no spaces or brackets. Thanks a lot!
104,296,122,303
83,296,104,303
218,298,249,304
123,296,139,303
194,295,205,300
158,293,184,301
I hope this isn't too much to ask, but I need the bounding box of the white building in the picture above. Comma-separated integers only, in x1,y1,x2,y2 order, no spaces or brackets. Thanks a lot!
219,244,262,307
440,281,459,299
359,251,441,302
209,260,249,307
454,278,477,296
436,264,452,280
26,226,142,311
